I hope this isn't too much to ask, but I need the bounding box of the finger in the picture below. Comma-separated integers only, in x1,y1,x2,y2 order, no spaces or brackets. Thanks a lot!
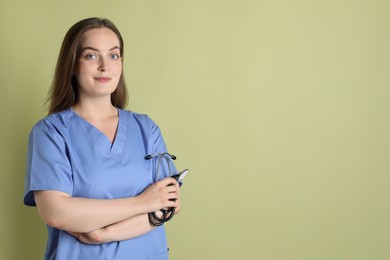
159,177,177,187
67,231,78,237
165,185,179,193
167,192,177,199
165,198,179,208
175,203,181,214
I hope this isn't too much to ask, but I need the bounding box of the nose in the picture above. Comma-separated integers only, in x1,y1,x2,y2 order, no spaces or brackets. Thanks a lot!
98,57,109,72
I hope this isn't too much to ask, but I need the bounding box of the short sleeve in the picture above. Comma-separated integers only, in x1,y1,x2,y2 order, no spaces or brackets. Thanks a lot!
149,117,178,181
151,120,168,155
24,122,73,206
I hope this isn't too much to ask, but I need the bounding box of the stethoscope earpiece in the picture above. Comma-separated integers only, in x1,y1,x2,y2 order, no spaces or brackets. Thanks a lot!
145,153,176,161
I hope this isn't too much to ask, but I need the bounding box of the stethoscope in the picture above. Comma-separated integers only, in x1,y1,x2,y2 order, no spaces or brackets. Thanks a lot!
144,152,181,226
145,152,177,183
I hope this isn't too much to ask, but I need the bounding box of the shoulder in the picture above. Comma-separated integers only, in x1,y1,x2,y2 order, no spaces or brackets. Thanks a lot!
120,109,159,130
120,110,167,149
29,109,74,139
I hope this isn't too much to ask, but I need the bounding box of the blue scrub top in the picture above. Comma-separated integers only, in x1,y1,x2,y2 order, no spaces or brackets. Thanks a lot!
24,108,175,260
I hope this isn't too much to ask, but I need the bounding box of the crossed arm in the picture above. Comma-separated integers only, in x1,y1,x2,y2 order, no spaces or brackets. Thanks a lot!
34,177,181,244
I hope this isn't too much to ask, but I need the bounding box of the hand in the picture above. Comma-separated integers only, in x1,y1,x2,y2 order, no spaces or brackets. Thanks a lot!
174,195,181,215
68,228,107,244
138,177,180,213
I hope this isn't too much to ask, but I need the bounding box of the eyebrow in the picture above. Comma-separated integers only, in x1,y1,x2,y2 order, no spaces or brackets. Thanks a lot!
80,46,120,52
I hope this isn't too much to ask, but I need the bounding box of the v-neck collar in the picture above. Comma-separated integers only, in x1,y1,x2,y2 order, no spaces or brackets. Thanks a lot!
70,108,128,155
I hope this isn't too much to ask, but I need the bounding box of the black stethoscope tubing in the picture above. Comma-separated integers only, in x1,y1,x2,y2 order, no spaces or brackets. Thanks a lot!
145,152,177,226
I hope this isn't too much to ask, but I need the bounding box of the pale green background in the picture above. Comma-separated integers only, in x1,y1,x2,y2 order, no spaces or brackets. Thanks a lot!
1,0,389,259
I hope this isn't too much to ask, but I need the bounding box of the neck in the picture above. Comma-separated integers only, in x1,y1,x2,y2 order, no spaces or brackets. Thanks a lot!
72,98,118,120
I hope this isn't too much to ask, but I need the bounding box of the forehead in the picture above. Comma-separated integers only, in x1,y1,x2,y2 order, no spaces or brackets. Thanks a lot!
80,27,120,49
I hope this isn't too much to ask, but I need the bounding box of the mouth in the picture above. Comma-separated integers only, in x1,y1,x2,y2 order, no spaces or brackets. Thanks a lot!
95,77,111,83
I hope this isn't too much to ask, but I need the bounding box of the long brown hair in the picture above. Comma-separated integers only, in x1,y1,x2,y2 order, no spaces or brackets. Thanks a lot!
47,17,128,114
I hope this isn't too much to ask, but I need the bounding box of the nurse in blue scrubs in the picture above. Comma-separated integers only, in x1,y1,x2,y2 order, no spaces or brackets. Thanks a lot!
24,17,181,260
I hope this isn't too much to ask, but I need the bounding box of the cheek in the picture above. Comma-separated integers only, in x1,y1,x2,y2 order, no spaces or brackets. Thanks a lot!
114,63,123,75
77,62,93,73
74,64,93,87
74,62,86,78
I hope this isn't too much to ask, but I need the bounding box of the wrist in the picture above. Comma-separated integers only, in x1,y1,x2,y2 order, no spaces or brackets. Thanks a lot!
99,226,112,243
86,228,107,244
132,194,149,215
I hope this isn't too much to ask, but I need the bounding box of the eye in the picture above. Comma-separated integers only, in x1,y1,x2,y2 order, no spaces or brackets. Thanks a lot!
85,53,97,60
110,53,121,60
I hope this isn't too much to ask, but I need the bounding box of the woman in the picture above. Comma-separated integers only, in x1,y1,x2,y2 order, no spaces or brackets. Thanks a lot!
24,17,180,260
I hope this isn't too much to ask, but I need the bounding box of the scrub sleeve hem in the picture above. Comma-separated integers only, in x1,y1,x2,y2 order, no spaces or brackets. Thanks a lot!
24,185,73,206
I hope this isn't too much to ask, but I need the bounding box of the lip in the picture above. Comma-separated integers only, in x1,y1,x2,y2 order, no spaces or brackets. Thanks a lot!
95,77,111,83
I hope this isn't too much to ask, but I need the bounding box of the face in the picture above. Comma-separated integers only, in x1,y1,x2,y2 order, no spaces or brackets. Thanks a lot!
75,27,122,101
